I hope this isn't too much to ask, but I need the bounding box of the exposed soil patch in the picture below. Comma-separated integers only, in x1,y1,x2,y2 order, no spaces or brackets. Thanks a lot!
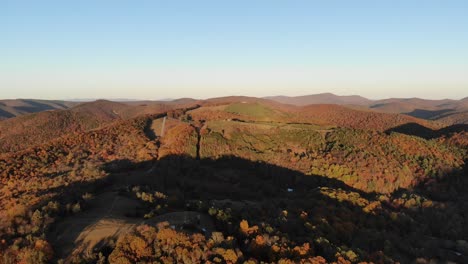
48,192,142,261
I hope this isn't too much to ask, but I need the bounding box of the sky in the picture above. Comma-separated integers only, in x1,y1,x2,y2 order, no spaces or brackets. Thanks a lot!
1,0,467,100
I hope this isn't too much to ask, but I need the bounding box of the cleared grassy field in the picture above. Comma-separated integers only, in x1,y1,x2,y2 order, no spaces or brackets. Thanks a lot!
224,102,291,121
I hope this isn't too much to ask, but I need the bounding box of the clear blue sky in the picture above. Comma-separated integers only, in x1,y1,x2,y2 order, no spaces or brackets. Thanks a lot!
1,0,467,100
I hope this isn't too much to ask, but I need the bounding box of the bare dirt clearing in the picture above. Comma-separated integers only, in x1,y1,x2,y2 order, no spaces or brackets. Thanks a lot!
48,192,141,261
49,189,215,262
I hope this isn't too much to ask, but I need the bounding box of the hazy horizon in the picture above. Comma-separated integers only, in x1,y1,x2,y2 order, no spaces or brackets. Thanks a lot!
2,1,467,100
1,91,467,102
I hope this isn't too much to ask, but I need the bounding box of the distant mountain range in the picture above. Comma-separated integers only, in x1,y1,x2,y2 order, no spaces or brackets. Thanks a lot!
265,93,372,106
1,93,467,126
266,93,468,125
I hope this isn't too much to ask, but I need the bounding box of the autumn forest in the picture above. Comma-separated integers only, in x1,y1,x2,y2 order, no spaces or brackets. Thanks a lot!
0,96,467,264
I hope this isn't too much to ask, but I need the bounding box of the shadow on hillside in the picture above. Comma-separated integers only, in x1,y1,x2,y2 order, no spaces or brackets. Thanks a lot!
15,100,60,113
385,122,468,139
0,108,15,119
404,109,454,120
44,155,468,263
143,113,166,141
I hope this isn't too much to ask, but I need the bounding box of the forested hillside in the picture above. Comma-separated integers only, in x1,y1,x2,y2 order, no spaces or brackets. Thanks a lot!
0,99,467,263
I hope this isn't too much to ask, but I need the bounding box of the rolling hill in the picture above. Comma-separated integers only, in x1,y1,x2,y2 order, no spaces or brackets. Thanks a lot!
267,93,468,125
188,100,440,132
0,99,78,120
0,100,131,153
0,99,203,153
265,93,372,106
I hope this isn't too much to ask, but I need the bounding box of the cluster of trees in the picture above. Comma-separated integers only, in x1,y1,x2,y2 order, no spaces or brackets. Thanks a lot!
0,115,161,262
293,104,437,132
0,103,128,153
107,221,353,264
198,121,465,194
157,122,198,158
0,192,97,263
438,131,468,148
131,186,169,218
109,223,240,263
132,153,468,263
